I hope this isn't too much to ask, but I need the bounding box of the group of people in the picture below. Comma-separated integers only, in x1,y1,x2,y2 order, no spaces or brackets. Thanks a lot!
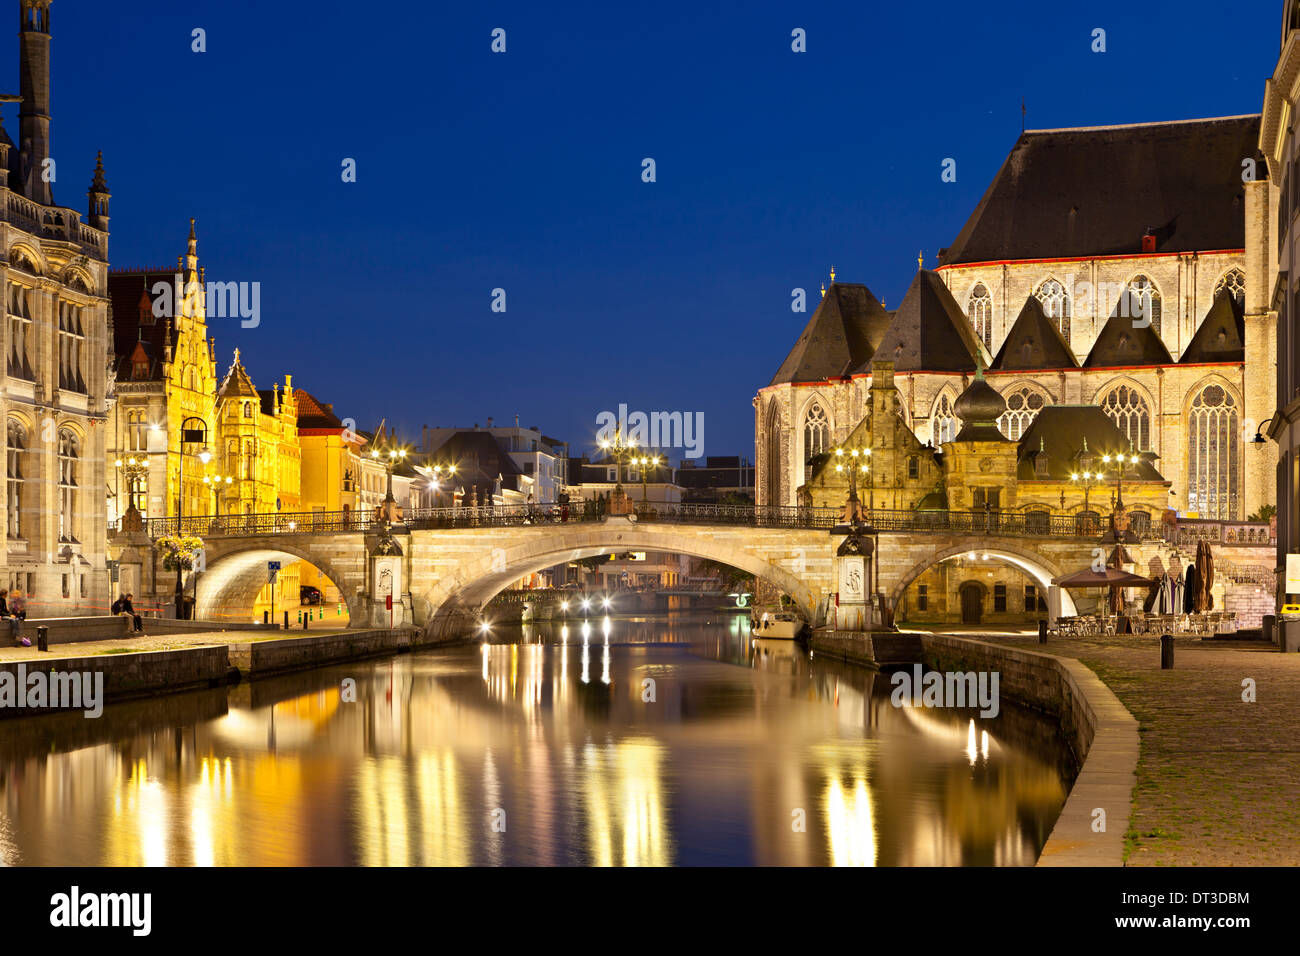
0,588,27,645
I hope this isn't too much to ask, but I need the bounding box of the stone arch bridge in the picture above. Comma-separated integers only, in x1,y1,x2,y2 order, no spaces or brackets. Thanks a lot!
156,504,1202,639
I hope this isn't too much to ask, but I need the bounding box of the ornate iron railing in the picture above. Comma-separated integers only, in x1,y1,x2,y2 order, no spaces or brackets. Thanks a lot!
140,502,1150,540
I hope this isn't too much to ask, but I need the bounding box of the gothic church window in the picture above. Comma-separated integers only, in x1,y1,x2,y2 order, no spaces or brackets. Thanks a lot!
1124,275,1162,334
931,392,956,445
7,284,33,380
803,403,829,460
968,284,992,350
997,385,1047,440
1215,269,1245,308
1187,384,1240,520
1034,279,1071,345
1100,384,1151,451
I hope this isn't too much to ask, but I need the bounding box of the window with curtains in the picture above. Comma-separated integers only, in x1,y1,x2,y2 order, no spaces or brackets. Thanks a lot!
6,420,25,538
58,428,80,543
1187,384,1240,520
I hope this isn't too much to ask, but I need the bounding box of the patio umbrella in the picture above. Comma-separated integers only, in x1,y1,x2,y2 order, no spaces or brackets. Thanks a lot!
1106,546,1129,615
1195,539,1215,613
1052,567,1153,588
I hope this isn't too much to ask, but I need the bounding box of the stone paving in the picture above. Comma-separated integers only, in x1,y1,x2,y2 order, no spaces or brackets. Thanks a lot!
973,631,1300,866
0,626,351,662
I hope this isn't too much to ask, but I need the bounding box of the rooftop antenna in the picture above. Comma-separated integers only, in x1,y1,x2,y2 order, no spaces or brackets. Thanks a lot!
1021,96,1027,133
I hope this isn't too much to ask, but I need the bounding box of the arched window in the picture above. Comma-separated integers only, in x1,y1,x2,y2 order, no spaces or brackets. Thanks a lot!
6,420,25,539
1099,384,1151,451
1128,510,1152,538
1214,269,1245,308
1187,384,1240,520
58,428,80,543
803,402,830,460
968,284,992,350
243,402,252,419
1034,279,1071,345
1124,275,1162,334
931,392,956,445
997,385,1048,440
764,404,783,506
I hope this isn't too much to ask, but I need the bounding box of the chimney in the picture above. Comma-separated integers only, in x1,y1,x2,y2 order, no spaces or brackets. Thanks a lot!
1141,231,1157,254
487,416,494,429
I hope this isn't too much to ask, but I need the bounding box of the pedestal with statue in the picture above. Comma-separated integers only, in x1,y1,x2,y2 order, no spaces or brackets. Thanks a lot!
364,530,412,627
835,534,875,631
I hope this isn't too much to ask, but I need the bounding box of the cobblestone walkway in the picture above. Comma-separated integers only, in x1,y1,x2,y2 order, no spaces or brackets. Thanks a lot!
980,633,1300,866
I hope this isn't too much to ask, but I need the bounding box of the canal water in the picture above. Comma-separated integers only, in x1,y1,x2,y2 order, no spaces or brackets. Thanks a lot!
0,611,1073,866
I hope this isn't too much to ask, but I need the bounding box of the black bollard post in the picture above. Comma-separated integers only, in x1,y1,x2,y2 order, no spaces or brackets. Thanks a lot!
36,625,48,653
263,610,269,625
1038,620,1048,644
283,611,289,630
303,615,308,630
1160,633,1174,669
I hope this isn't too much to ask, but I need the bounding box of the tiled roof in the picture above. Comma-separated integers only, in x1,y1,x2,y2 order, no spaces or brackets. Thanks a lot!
768,282,893,385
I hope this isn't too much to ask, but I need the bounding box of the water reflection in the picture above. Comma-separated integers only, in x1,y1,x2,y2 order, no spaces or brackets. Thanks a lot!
0,611,1070,866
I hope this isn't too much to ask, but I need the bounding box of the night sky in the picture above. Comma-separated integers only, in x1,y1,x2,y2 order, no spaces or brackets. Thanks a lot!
13,0,1277,459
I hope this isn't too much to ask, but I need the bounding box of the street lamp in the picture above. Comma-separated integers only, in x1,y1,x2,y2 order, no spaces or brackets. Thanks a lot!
633,454,661,504
114,455,148,521
598,427,638,492
369,439,408,524
1100,444,1144,543
428,462,457,508
174,416,210,618
833,444,872,528
202,472,235,516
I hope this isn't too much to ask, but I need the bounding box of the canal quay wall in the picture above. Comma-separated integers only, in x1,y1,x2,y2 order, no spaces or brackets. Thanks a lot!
0,627,430,716
810,629,1138,868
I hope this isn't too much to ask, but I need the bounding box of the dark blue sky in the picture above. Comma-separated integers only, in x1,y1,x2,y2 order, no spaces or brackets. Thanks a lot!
14,0,1278,459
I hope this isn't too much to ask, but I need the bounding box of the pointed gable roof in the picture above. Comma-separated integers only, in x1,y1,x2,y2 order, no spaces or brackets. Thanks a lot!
871,270,987,372
217,348,259,400
1180,290,1245,364
1017,406,1167,483
1083,302,1174,368
991,295,1078,370
768,282,893,385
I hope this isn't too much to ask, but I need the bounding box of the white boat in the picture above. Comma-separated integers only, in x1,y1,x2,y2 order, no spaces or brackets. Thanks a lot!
750,609,804,640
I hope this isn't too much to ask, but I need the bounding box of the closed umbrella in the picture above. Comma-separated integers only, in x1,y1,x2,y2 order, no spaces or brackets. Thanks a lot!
1106,546,1129,615
1184,564,1197,614
1195,539,1215,613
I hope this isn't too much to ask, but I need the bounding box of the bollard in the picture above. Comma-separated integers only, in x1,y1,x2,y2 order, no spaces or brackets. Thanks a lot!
263,610,269,625
337,602,342,616
1038,620,1048,644
303,615,309,630
283,610,289,630
36,625,48,653
1160,633,1175,669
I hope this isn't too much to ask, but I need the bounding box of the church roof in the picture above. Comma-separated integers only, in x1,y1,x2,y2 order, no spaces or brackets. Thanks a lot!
1180,290,1245,364
108,270,176,383
939,115,1263,266
1016,406,1166,483
1083,301,1174,368
871,270,987,372
768,282,893,385
990,296,1079,371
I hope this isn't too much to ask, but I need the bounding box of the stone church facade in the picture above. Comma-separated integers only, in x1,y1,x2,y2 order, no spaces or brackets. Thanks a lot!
756,115,1278,530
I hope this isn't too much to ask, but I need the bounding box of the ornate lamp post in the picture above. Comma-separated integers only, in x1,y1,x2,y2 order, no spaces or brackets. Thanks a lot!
202,472,235,516
369,440,408,525
598,427,638,515
114,455,148,530
173,417,210,618
428,462,457,508
833,444,872,529
1100,444,1143,543
633,454,662,504
1068,438,1104,516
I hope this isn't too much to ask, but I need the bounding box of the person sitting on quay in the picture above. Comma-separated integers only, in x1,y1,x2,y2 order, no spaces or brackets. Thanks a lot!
0,588,24,644
112,592,145,634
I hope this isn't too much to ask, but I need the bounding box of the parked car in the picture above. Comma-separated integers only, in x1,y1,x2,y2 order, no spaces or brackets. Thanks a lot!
300,585,323,606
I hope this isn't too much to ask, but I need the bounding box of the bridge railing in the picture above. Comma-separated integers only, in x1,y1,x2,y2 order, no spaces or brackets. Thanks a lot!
143,501,1131,539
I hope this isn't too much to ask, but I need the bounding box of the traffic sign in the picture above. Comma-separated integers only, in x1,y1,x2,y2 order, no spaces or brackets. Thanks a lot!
268,561,281,571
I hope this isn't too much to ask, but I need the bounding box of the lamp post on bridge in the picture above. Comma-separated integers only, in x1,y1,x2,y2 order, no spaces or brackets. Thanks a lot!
369,440,408,526
173,417,211,618
598,427,638,516
114,454,148,531
832,443,873,531
1100,443,1144,544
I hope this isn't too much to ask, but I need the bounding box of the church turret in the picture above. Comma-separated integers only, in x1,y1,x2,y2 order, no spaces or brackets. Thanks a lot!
87,150,109,230
18,0,53,205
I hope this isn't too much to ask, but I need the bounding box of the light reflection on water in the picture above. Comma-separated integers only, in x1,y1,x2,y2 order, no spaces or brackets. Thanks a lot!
0,611,1071,866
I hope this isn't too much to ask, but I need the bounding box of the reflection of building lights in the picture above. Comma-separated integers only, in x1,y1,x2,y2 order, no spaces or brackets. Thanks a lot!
581,621,591,642
825,776,875,866
601,642,611,685
481,643,489,682
602,616,611,641
560,625,568,644
966,719,978,765
981,729,990,760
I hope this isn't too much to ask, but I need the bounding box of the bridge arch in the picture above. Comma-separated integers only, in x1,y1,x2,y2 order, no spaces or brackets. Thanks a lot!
418,520,826,639
889,541,1079,617
192,538,362,624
